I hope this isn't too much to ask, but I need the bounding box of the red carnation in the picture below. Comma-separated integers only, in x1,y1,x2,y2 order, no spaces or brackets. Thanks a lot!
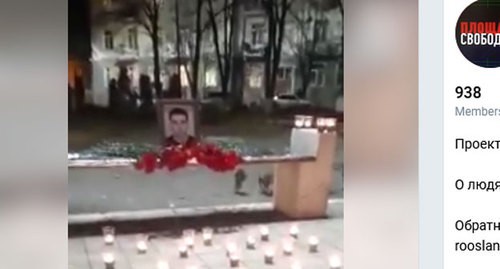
224,151,241,170
140,152,158,174
164,149,189,171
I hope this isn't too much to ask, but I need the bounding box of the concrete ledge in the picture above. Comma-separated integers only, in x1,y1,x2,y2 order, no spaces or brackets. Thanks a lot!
68,154,316,168
68,199,343,225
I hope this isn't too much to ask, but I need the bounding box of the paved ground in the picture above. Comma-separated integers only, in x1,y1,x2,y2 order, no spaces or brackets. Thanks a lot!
68,156,343,215
69,207,343,269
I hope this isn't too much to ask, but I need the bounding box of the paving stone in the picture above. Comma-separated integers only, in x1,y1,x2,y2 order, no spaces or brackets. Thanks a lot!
70,215,343,269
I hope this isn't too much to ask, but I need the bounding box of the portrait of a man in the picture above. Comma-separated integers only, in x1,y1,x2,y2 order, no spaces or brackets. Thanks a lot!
157,100,199,147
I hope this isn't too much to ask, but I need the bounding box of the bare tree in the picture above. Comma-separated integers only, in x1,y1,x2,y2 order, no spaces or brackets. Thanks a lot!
206,0,235,97
262,0,295,99
177,0,204,99
289,0,343,98
125,0,164,97
288,7,319,98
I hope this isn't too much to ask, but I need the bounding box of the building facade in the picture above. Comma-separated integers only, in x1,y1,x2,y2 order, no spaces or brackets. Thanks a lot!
88,0,342,108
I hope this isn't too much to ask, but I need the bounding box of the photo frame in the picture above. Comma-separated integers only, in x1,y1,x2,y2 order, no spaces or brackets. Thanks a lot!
156,99,200,146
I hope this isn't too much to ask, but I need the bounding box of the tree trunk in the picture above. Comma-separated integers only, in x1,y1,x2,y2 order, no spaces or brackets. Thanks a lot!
152,32,162,98
263,1,275,99
208,0,228,96
229,0,244,108
191,0,203,100
175,0,182,94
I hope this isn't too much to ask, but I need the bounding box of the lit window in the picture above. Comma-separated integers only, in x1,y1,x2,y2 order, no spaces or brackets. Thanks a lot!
205,69,217,87
104,30,114,49
250,23,265,46
311,68,325,87
128,28,138,49
249,73,262,88
278,67,292,80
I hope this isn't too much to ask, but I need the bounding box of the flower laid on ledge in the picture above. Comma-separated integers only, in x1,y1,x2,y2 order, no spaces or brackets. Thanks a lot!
134,143,243,173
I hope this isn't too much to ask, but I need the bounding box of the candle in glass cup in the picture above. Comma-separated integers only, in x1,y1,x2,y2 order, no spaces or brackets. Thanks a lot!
325,118,336,128
202,227,213,246
263,245,275,264
246,235,256,249
136,234,148,253
289,224,299,238
229,253,240,268
304,116,313,128
183,229,195,249
184,236,195,249
225,241,238,256
104,234,114,245
259,225,269,241
102,252,115,269
102,226,115,245
282,238,294,255
178,242,188,258
137,240,147,254
294,115,305,128
308,236,319,252
329,254,342,269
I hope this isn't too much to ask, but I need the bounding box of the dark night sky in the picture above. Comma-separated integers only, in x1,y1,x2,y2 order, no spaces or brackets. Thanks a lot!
69,0,91,59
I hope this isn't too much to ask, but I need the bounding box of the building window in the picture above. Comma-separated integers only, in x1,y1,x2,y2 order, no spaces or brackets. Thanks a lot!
278,66,293,80
249,73,262,88
128,28,138,49
311,67,325,87
314,19,328,42
204,68,217,87
104,30,114,49
250,23,265,46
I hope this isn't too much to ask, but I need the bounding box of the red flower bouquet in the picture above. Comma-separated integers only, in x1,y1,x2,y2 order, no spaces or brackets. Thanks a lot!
135,143,242,173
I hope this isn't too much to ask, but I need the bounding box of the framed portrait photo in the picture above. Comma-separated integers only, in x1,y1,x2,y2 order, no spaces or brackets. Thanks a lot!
156,99,200,147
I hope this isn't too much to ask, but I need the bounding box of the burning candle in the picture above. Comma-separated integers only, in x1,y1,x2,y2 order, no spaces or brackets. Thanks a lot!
325,118,336,128
184,236,195,249
282,238,293,255
136,240,147,254
304,116,313,128
229,253,240,268
225,241,238,256
294,115,305,128
246,235,256,249
289,224,299,238
182,229,195,249
202,227,213,246
263,245,275,264
308,236,319,253
104,234,114,245
260,226,269,241
102,252,115,269
178,244,188,258
102,226,115,245
157,260,170,269
329,254,342,269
